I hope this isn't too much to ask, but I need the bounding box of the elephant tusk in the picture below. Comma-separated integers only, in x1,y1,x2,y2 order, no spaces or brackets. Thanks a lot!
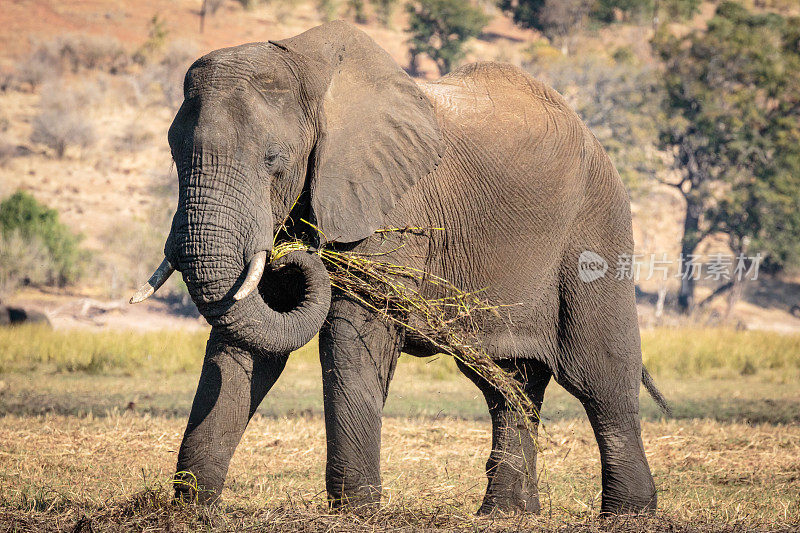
233,251,267,301
130,258,175,304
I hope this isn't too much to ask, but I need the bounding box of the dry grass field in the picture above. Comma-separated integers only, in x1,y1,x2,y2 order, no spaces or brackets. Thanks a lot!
0,326,798,532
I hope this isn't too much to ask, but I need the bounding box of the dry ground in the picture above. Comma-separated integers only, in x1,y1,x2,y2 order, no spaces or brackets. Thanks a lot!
2,414,798,532
0,332,798,532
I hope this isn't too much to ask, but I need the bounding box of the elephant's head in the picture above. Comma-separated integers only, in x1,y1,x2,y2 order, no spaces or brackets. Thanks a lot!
132,22,444,354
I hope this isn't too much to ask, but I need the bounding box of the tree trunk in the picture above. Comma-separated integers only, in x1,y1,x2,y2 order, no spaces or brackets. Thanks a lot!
725,276,742,321
677,194,703,313
655,284,667,320
199,0,207,33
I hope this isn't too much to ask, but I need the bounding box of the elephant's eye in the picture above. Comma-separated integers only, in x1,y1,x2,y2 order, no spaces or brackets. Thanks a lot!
264,149,281,170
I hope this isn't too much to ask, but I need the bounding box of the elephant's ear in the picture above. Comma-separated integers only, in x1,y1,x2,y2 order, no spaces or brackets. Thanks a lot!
272,21,445,243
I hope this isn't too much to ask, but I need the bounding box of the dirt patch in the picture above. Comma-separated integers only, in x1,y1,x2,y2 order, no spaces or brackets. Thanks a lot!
4,288,205,332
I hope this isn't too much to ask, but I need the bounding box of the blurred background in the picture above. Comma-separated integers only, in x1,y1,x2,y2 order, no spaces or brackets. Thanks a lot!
1,0,799,332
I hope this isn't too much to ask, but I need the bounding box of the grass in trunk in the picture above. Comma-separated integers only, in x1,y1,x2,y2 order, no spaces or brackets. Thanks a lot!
271,235,544,443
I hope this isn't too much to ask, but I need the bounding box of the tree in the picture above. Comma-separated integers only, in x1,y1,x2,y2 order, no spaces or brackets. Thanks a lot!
527,53,664,194
199,0,225,32
653,2,800,312
406,0,489,76
591,0,700,25
498,0,594,54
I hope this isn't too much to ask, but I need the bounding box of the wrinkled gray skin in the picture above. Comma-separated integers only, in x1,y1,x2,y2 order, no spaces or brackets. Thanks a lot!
162,21,658,516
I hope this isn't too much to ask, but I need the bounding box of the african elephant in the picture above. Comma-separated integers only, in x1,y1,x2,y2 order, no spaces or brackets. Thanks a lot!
133,21,666,515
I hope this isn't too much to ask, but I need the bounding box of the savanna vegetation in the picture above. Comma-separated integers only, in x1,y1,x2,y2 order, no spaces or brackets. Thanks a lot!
0,191,86,294
1,327,799,531
2,0,799,320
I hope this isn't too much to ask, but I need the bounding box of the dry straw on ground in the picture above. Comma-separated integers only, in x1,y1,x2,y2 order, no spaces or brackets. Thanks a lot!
2,413,798,532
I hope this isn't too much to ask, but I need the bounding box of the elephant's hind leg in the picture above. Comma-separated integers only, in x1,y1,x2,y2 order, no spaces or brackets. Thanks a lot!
556,250,657,515
458,358,550,515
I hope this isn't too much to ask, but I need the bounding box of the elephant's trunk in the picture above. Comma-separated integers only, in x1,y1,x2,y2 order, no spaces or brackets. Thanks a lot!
203,249,332,354
157,158,331,354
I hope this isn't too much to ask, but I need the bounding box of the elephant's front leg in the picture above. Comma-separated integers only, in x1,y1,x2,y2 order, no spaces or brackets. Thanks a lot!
320,292,402,510
175,328,288,504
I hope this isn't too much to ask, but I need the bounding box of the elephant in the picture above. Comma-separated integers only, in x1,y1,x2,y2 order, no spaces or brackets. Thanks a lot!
132,21,668,516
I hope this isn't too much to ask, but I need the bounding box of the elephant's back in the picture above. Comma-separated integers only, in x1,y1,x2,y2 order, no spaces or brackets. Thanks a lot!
398,63,629,356
419,62,591,210
420,62,586,162
423,62,574,113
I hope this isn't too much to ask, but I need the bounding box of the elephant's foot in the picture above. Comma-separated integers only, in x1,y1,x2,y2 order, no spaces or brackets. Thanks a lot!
477,485,541,515
172,470,223,506
583,404,658,516
327,483,382,514
599,491,657,516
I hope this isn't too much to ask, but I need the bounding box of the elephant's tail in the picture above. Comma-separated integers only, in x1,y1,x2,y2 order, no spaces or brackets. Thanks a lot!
642,366,672,416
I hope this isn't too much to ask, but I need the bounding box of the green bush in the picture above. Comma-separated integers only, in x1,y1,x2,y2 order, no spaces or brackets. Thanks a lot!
498,0,594,44
590,0,700,23
0,191,85,290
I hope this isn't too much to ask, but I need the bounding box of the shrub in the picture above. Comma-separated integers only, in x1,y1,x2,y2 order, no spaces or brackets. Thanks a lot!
133,14,170,65
270,0,300,23
11,35,129,90
499,0,594,52
590,0,700,24
0,191,85,291
0,135,16,167
30,82,98,158
98,218,172,299
317,0,339,21
347,0,367,23
374,0,398,26
115,121,154,153
0,231,50,294
132,40,197,109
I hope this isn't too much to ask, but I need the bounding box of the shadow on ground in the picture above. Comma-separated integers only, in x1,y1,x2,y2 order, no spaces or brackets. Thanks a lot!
1,371,797,425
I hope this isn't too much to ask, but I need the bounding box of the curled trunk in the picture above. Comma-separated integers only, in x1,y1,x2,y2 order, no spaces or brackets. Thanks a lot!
205,250,332,354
